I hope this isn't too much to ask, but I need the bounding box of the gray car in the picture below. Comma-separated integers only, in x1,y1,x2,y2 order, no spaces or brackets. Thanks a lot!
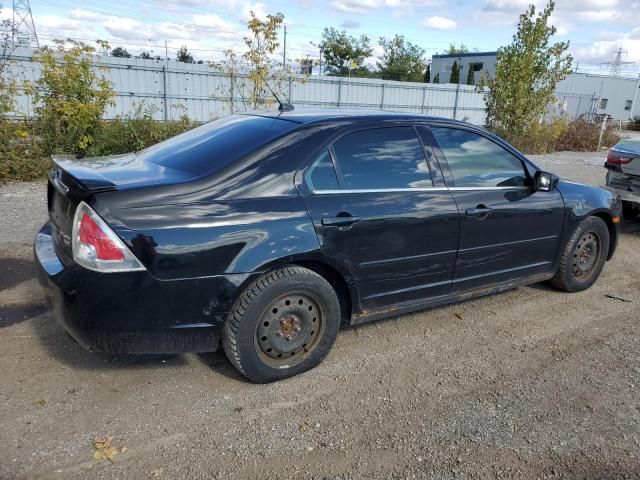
605,137,640,217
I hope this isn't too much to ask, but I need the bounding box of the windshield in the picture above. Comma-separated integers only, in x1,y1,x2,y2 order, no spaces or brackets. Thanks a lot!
139,115,298,176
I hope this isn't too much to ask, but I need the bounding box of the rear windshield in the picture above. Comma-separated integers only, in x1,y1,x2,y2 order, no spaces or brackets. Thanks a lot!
138,115,298,175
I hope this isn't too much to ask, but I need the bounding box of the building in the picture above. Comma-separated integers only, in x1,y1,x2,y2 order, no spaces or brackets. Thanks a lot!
554,72,640,122
430,50,640,121
430,51,497,85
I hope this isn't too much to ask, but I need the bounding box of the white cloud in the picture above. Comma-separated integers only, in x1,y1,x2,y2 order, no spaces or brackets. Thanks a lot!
422,15,457,30
331,0,379,13
69,9,108,22
340,19,361,29
240,2,269,21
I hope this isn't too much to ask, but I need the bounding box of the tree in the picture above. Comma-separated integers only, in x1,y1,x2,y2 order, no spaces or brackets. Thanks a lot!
446,43,469,55
466,64,475,85
176,45,194,63
433,72,440,84
483,1,572,141
424,63,430,83
319,27,373,76
111,47,131,58
139,51,152,59
449,60,460,84
28,40,115,156
243,11,285,107
377,34,427,82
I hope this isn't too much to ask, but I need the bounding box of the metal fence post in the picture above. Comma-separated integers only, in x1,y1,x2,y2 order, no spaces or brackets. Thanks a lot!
453,82,461,120
288,76,293,103
380,84,385,110
229,73,234,114
421,87,427,114
162,65,168,121
337,80,342,107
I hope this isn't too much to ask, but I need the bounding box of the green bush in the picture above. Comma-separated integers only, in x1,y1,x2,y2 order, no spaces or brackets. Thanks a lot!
626,116,640,132
0,122,51,183
88,104,197,157
555,118,620,152
509,118,568,154
505,117,620,155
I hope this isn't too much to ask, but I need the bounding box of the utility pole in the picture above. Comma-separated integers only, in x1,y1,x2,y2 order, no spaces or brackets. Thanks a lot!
12,0,39,48
282,24,287,71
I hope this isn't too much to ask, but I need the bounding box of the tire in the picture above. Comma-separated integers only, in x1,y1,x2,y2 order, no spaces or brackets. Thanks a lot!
223,266,341,383
549,216,610,293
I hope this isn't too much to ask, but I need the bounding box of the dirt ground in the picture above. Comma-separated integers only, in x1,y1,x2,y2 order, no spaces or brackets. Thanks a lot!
1,151,640,480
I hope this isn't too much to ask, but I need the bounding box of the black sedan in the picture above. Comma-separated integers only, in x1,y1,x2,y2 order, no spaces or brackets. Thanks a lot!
35,110,621,383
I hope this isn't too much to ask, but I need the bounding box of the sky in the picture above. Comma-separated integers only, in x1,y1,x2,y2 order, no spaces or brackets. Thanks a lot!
7,0,640,76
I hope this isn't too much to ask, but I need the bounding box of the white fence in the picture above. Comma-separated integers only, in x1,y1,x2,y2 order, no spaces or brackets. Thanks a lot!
7,47,487,124
9,47,633,125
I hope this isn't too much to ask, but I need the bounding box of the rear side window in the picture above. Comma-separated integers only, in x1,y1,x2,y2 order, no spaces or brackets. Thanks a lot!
430,127,529,188
331,127,431,190
139,115,297,175
305,150,339,191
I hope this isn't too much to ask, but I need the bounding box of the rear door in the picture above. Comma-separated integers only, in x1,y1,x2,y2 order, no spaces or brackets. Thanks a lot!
428,125,565,291
299,125,460,310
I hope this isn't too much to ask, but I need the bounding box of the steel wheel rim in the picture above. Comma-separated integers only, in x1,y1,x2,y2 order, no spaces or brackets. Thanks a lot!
572,231,601,281
254,291,326,369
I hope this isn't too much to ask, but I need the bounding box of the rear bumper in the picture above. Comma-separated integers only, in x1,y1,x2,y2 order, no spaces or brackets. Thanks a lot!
34,222,249,354
606,171,640,205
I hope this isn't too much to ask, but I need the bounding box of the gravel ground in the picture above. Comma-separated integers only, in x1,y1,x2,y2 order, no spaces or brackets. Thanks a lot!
1,151,639,480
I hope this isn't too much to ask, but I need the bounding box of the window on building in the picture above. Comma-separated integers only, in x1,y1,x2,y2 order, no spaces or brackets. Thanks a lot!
625,100,633,111
470,62,483,72
600,98,608,109
430,127,529,188
331,127,432,190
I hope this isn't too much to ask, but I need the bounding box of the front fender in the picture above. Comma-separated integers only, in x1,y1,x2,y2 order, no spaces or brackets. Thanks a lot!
557,179,621,259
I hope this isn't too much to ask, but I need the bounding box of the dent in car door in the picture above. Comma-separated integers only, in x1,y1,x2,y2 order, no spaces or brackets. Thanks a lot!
299,126,460,310
428,126,565,290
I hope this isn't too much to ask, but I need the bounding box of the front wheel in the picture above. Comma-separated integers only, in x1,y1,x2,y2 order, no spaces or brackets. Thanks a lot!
549,216,610,292
223,266,341,383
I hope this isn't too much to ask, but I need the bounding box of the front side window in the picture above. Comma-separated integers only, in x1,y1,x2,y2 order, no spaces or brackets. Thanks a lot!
331,127,432,190
430,127,529,188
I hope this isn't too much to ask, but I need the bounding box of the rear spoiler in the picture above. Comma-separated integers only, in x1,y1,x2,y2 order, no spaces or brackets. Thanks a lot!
51,155,117,194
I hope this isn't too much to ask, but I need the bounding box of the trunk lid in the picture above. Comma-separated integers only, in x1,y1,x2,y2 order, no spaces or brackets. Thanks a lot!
47,154,196,265
612,139,640,176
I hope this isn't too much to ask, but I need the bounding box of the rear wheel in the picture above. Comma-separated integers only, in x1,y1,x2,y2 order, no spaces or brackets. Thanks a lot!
550,216,609,292
223,266,340,383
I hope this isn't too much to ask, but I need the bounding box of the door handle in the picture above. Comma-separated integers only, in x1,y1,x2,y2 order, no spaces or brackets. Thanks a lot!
321,216,362,227
465,205,492,219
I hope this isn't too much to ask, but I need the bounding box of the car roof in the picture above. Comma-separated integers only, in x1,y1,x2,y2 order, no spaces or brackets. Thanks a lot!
240,108,471,127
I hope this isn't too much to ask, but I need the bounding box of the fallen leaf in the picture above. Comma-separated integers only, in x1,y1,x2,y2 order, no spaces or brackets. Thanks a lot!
36,399,46,407
92,436,125,462
299,422,307,432
94,436,114,450
454,312,464,320
150,468,163,477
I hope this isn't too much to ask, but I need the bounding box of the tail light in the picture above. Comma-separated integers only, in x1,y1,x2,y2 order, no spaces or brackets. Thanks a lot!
606,148,633,165
72,202,145,272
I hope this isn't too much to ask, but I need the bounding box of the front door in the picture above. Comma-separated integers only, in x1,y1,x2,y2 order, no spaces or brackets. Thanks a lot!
300,125,460,310
428,126,566,291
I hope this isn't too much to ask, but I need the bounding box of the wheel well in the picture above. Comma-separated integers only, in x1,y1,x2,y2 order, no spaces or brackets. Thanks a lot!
591,211,617,260
292,260,353,324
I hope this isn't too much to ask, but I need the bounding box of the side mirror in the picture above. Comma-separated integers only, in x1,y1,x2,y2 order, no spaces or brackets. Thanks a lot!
535,171,556,192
